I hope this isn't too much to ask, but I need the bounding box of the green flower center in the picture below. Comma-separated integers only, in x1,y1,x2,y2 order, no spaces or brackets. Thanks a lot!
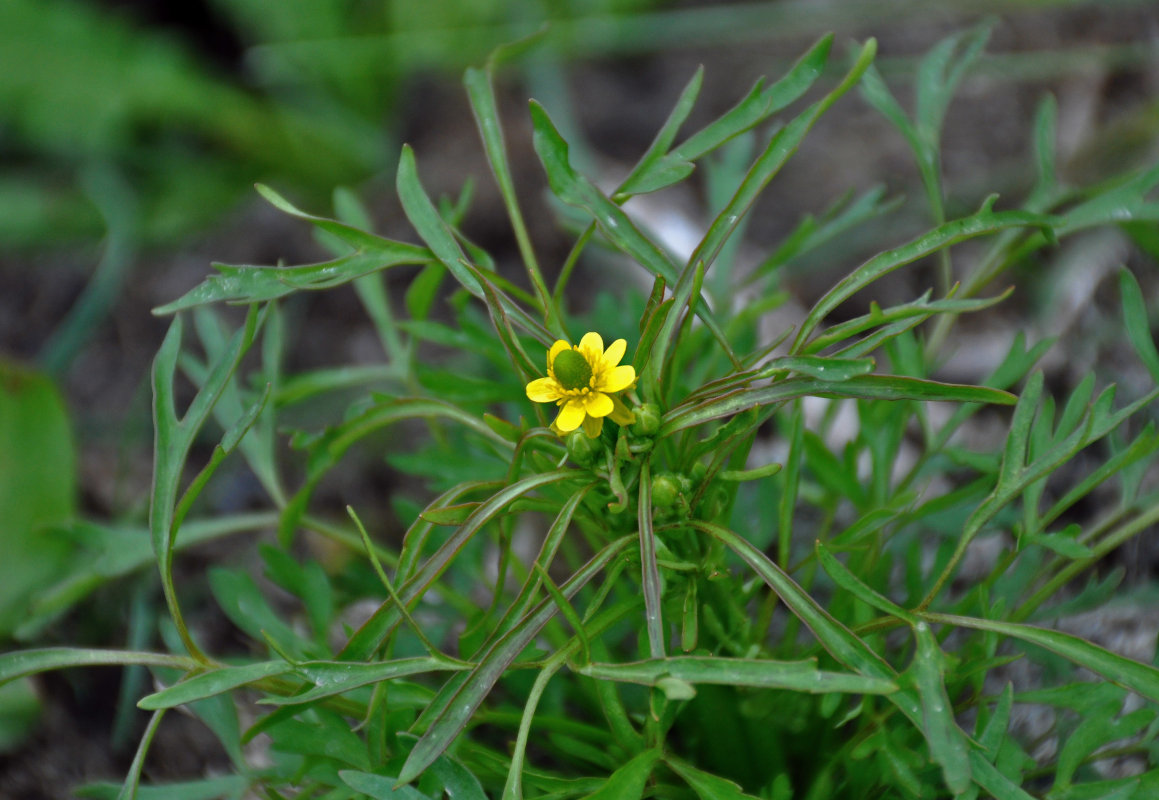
553,348,593,391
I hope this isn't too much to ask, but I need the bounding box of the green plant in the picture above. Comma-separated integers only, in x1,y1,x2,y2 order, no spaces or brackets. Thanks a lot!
5,26,1159,799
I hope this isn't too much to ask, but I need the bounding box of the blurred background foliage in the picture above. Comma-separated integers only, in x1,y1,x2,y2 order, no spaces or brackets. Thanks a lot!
0,0,653,248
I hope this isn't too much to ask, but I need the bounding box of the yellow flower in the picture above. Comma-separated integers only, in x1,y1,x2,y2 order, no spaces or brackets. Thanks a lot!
526,332,636,438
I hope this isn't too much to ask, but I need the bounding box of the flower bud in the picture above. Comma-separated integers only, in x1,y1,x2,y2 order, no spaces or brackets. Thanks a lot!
651,473,681,508
566,429,601,466
631,403,662,436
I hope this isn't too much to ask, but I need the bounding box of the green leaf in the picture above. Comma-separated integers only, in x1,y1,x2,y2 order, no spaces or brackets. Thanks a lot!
1055,703,1154,789
586,749,661,800
340,771,433,800
154,246,433,313
914,23,992,150
763,355,875,381
0,678,41,754
529,101,734,365
1119,268,1159,385
791,203,1055,352
260,657,465,706
751,185,902,280
16,514,275,641
671,34,834,166
1032,94,1058,194
661,374,1014,436
209,568,311,659
666,756,761,800
816,541,917,625
269,710,370,770
428,752,488,800
1055,162,1159,236
967,750,1036,800
926,612,1159,705
977,683,1014,760
0,361,75,638
0,648,197,688
637,461,665,658
615,66,704,196
908,623,971,794
687,39,875,277
464,66,554,324
73,775,250,800
418,503,480,526
255,184,397,254
621,33,833,196
531,101,680,287
151,308,261,658
802,288,1013,356
1024,524,1093,559
396,145,482,295
138,660,292,710
579,655,896,695
405,263,446,321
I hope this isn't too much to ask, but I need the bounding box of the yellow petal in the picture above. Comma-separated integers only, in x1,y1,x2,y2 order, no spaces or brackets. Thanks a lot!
582,414,603,438
601,364,636,394
547,340,572,372
584,391,613,418
526,377,562,403
554,399,587,432
602,338,626,368
609,395,636,426
578,331,604,363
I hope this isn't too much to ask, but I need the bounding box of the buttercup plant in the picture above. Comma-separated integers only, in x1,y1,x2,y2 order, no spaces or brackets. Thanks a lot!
5,25,1159,799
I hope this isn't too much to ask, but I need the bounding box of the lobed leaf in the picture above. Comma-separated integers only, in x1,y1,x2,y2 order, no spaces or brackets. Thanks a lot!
661,374,1014,436
791,203,1056,353
620,33,834,196
926,612,1159,705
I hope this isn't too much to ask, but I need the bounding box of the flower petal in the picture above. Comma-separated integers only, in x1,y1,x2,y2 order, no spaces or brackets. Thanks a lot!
547,340,572,372
526,377,562,403
584,391,613,418
602,338,626,368
601,364,636,394
608,395,636,426
578,331,604,363
554,399,587,432
582,414,604,438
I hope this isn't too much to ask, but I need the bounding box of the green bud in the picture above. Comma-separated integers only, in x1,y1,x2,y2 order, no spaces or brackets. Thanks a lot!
689,461,708,485
565,429,601,466
631,402,662,436
651,473,681,508
552,349,592,390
